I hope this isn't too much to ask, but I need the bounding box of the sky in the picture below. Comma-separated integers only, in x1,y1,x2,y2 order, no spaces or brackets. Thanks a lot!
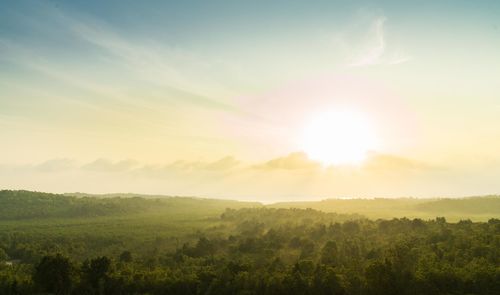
1,0,500,202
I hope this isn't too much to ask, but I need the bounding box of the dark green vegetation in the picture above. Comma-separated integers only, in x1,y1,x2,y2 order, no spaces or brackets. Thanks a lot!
0,190,499,294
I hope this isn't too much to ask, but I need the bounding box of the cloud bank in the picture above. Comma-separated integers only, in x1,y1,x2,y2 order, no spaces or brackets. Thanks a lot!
2,153,497,203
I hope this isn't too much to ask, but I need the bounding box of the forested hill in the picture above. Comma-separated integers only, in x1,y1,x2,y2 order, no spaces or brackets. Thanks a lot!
414,197,500,214
0,190,260,220
1,190,499,221
270,196,500,221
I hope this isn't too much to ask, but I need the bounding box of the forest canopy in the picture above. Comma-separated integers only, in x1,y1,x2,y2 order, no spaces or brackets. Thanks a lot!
0,190,499,294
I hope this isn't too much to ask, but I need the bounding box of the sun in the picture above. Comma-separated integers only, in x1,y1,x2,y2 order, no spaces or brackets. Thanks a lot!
299,109,378,166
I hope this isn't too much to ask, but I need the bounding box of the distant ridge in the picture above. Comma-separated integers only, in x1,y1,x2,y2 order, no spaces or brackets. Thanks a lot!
269,195,500,221
1,190,498,221
0,190,261,220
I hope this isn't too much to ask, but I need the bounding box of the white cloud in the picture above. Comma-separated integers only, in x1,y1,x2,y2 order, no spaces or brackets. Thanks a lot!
349,17,412,67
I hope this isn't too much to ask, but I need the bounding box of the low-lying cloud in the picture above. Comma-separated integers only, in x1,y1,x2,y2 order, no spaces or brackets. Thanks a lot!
2,152,498,202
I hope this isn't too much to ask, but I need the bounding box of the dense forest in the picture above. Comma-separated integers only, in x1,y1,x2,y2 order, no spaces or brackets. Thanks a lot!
0,190,499,294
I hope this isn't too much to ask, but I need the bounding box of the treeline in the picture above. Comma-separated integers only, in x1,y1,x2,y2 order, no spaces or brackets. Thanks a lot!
0,190,159,220
3,190,499,221
414,196,500,214
0,190,258,220
1,207,499,294
271,196,500,221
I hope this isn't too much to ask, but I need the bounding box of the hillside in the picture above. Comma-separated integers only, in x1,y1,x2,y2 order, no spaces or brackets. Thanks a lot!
2,190,499,222
269,196,500,221
0,190,260,220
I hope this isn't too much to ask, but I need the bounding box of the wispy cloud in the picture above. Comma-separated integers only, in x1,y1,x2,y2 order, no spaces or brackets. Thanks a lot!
67,19,240,112
0,3,239,114
350,17,386,67
349,17,412,67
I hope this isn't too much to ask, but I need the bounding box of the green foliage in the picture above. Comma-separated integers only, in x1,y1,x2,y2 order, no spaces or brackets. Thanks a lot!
33,254,74,295
81,256,112,294
119,251,132,263
0,190,259,220
414,196,500,214
0,249,7,262
0,191,499,294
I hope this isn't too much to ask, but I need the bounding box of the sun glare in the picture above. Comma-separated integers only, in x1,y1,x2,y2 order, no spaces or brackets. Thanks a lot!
300,109,378,166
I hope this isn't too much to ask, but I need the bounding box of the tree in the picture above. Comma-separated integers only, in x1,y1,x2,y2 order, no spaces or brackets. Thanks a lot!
312,264,345,295
320,240,339,266
365,260,398,295
0,248,8,261
82,256,112,294
119,251,132,263
33,254,74,295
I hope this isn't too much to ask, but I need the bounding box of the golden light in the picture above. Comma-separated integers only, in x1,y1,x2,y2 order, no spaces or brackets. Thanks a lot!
299,109,378,166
